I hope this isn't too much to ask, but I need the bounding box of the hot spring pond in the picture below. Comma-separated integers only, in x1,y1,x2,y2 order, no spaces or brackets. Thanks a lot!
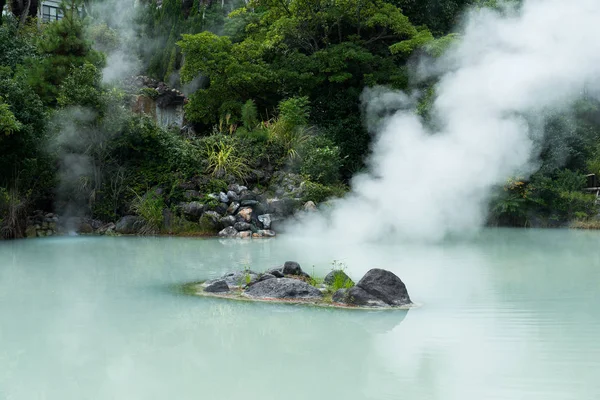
0,229,599,399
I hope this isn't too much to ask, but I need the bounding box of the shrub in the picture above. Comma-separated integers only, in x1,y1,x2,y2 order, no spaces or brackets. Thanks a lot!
300,136,342,185
268,97,313,160
205,140,250,181
130,189,165,234
302,181,346,204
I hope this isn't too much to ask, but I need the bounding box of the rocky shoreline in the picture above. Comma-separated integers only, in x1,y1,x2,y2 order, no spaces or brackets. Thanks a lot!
185,261,413,309
23,173,321,239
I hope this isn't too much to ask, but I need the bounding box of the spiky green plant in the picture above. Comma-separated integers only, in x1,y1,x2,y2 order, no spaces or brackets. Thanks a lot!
205,141,250,181
130,189,164,234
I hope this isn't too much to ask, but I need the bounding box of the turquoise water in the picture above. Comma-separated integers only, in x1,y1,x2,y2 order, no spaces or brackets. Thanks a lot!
0,229,599,399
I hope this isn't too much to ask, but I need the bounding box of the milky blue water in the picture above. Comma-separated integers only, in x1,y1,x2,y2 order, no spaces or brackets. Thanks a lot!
0,229,599,399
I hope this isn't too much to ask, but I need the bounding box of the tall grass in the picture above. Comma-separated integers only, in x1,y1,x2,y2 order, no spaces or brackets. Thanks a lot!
205,141,250,181
130,189,164,234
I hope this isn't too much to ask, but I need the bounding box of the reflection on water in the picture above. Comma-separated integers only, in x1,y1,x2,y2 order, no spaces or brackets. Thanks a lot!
0,229,599,399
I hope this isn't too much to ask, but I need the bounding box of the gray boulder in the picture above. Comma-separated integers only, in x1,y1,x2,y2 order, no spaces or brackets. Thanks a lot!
258,214,272,229
256,273,276,283
208,270,259,288
228,184,242,194
97,222,116,235
199,211,221,231
357,269,411,306
205,280,230,293
267,198,301,217
332,289,347,303
115,216,143,234
344,286,389,307
283,261,302,276
244,278,323,300
218,226,238,237
257,229,276,237
227,201,240,215
220,215,236,227
266,267,284,278
239,190,257,202
219,192,229,203
182,201,204,218
241,199,259,207
234,221,252,231
324,270,354,287
227,190,239,202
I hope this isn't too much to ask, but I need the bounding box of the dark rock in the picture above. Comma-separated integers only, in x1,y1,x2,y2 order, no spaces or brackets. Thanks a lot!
258,214,272,229
198,211,221,231
216,203,229,215
228,184,242,194
324,270,354,287
227,201,240,215
357,269,411,306
283,261,302,276
332,289,347,303
97,222,116,234
234,221,252,231
78,222,94,234
115,216,144,234
182,202,204,218
344,286,389,307
241,199,259,207
212,270,259,287
239,190,257,202
204,280,230,293
218,192,229,203
256,273,276,283
266,267,284,278
244,278,323,300
226,190,239,202
219,215,236,227
267,198,301,217
218,226,238,237
258,229,276,237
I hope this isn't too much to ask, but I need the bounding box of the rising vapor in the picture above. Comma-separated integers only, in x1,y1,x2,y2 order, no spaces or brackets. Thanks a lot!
290,0,600,242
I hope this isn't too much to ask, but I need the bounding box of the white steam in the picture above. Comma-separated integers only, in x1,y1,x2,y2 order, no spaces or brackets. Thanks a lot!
291,0,600,242
90,0,141,84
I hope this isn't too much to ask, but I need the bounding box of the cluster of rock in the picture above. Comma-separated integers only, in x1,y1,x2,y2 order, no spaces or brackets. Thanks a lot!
23,172,320,238
25,211,59,237
176,180,317,239
200,261,412,308
24,212,129,237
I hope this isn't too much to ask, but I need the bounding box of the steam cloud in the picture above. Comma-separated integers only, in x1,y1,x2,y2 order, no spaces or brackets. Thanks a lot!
290,0,600,242
91,0,141,84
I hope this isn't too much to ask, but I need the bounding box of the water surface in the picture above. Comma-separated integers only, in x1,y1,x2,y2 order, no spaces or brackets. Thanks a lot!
0,229,599,399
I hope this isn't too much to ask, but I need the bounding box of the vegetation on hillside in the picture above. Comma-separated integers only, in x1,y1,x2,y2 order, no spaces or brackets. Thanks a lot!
0,0,599,238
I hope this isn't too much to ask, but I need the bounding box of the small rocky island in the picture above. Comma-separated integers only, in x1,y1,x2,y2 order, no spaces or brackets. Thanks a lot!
185,261,412,309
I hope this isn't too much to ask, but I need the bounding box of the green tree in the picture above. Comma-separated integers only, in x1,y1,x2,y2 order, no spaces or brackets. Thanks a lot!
27,0,104,105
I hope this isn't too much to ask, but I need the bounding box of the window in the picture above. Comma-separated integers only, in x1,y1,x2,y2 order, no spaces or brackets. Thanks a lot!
42,4,61,22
